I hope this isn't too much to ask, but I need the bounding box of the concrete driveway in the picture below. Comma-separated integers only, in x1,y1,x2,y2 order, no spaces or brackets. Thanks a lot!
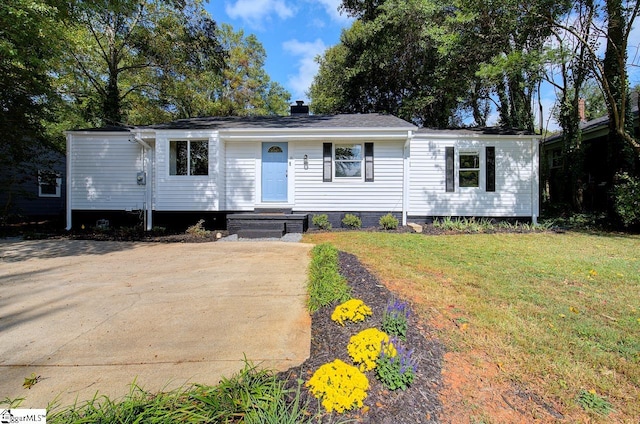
0,239,312,409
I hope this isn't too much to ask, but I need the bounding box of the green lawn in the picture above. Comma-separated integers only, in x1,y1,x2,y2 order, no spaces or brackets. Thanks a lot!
303,231,640,421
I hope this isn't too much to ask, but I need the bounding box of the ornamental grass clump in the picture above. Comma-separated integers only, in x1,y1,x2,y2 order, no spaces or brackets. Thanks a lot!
376,338,418,391
381,299,411,340
306,359,370,413
347,328,396,371
331,299,373,326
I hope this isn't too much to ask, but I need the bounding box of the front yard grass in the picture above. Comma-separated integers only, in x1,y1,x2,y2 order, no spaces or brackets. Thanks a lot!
303,231,640,421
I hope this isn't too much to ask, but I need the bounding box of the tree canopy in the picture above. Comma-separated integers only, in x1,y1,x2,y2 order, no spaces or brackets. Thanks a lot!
1,0,290,217
310,0,572,130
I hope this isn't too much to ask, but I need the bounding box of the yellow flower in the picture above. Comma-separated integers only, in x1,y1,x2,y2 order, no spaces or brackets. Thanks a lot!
331,299,373,326
347,328,395,371
306,359,369,413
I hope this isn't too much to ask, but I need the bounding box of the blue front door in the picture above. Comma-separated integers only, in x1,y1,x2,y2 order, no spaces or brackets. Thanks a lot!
262,142,288,202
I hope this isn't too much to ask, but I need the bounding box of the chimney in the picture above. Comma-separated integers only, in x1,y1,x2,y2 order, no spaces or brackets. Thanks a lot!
290,100,309,116
578,98,587,122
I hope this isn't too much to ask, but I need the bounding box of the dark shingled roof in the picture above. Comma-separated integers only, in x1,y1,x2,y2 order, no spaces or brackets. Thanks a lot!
143,113,416,130
72,125,134,132
417,127,535,136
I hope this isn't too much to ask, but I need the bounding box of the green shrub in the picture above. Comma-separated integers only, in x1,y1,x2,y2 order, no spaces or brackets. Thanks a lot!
311,214,332,230
376,339,417,391
381,299,410,341
185,219,210,237
379,213,399,230
612,172,640,227
341,213,362,229
307,243,351,312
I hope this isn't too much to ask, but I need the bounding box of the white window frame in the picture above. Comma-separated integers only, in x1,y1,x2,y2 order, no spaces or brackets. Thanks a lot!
549,148,562,169
458,149,482,189
169,139,209,176
38,170,61,197
334,143,363,180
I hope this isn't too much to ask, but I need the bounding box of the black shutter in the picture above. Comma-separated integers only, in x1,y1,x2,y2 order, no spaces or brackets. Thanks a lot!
364,142,374,182
486,146,496,192
323,143,332,182
445,146,454,192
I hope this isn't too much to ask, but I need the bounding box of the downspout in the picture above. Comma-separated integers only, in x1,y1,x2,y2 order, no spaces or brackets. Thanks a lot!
65,132,73,230
531,137,539,224
402,131,413,226
133,135,153,231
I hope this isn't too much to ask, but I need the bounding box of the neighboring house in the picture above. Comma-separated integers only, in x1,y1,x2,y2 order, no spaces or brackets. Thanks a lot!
541,104,639,211
65,104,539,233
0,147,66,221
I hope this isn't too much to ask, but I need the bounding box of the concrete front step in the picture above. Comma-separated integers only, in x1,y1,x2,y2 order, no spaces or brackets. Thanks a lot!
237,229,286,239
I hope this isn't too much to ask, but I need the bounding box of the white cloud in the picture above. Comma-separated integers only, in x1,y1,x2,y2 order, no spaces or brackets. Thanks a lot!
225,0,295,28
310,18,326,29
282,38,327,101
312,0,352,24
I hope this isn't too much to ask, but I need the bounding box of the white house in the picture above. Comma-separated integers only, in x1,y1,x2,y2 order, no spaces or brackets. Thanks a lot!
65,107,539,234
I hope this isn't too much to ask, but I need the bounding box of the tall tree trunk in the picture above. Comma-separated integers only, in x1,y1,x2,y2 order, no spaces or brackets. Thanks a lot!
603,0,635,181
103,69,122,125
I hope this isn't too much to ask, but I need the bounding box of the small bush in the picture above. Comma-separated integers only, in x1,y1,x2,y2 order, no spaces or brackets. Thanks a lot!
381,299,410,340
307,243,351,312
342,213,362,229
347,328,395,371
376,339,418,391
311,214,332,230
379,213,399,230
185,219,210,237
331,299,372,326
612,172,640,227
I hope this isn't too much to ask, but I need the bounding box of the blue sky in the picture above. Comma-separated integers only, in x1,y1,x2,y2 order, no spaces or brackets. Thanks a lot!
205,0,352,104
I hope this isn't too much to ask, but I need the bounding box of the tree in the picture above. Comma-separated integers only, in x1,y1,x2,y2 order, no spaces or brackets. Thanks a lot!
209,24,290,116
543,0,597,210
61,0,225,126
0,0,69,217
311,0,462,127
449,0,572,131
313,0,570,130
602,0,639,175
547,1,640,176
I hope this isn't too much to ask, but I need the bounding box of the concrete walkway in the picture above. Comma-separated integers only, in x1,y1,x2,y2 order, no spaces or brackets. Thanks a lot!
0,239,312,409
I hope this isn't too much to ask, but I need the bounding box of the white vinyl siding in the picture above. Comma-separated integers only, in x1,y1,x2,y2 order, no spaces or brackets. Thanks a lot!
69,135,148,210
292,140,404,211
409,135,538,217
224,142,257,210
155,133,219,211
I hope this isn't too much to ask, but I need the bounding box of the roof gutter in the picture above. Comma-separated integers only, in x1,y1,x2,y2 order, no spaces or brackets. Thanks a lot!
133,135,152,150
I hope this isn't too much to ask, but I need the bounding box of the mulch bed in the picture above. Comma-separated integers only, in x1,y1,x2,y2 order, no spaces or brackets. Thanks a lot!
280,251,445,423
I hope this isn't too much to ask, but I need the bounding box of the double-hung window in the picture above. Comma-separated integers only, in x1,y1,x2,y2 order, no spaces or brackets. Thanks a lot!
169,140,208,176
334,144,362,178
38,170,61,197
459,151,480,188
323,142,374,182
445,146,496,192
